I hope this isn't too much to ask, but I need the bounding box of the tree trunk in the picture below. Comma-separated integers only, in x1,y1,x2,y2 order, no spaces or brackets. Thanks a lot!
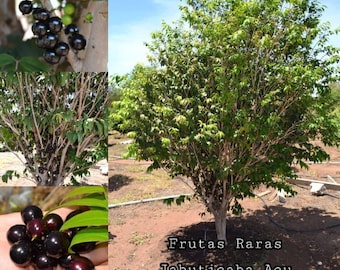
213,208,227,245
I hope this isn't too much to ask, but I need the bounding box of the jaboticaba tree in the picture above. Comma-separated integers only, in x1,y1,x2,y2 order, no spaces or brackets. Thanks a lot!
112,0,340,243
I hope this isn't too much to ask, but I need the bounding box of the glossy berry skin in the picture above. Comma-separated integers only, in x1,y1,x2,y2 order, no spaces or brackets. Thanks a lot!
7,224,29,244
9,240,32,266
21,205,43,224
59,253,79,268
72,241,96,253
48,17,63,33
43,33,59,49
55,42,70,56
33,8,50,21
44,213,63,231
34,252,58,270
44,231,70,258
26,218,48,239
66,256,95,270
31,238,45,254
68,34,86,50
35,36,45,48
19,1,33,15
43,50,61,64
32,22,48,36
64,24,79,35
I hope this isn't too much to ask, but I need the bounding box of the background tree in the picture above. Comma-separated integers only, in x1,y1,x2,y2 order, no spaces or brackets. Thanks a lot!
0,72,108,186
330,82,340,122
112,0,339,243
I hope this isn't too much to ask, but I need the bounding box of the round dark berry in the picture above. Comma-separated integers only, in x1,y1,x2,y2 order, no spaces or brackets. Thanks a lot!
59,253,79,268
35,36,45,48
71,241,96,253
33,8,50,21
26,218,48,239
43,33,59,49
67,256,95,270
7,224,29,244
55,42,70,56
33,252,58,270
44,231,70,258
19,1,33,15
64,24,79,35
9,240,32,266
43,49,61,64
31,238,45,254
44,213,63,231
63,228,75,241
68,34,86,50
48,16,63,33
21,205,43,224
32,21,48,36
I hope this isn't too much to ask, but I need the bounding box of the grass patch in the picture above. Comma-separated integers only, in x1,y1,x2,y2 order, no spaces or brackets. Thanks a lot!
124,165,146,173
128,231,153,246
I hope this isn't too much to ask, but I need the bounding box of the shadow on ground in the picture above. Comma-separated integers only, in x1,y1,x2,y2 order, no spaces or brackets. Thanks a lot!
109,174,133,192
162,206,340,269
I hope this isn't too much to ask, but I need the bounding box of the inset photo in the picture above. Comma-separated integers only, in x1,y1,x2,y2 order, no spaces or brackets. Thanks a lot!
0,72,108,186
0,186,108,269
0,0,107,72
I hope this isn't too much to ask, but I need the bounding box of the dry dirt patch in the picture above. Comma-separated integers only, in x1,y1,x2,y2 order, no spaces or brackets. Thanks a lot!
0,151,107,186
109,140,339,270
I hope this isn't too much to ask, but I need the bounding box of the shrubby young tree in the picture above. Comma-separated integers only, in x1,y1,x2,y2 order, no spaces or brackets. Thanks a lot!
112,0,340,242
0,72,108,185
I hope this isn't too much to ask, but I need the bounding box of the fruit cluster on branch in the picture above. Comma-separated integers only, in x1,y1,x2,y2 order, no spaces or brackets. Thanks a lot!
19,1,86,64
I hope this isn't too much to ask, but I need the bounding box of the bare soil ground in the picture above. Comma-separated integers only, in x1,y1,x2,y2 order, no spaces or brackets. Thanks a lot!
0,152,107,186
109,135,340,270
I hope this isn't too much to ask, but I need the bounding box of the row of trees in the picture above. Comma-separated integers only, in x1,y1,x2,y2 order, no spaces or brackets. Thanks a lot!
0,72,108,186
111,0,340,242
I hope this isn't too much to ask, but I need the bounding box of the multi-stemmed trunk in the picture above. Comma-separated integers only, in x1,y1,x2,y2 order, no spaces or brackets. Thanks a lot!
212,206,228,244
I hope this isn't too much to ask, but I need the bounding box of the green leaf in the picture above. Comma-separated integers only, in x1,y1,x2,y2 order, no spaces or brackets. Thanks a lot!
58,197,107,209
0,54,16,66
62,186,106,201
60,210,108,230
18,57,50,72
66,132,77,143
69,227,108,252
95,120,104,135
1,170,19,183
1,174,8,183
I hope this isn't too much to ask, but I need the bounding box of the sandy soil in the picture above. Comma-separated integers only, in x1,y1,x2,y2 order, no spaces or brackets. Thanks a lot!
0,152,107,186
109,141,340,270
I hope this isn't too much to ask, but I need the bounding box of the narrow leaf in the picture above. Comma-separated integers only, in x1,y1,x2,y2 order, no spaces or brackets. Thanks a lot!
58,197,107,209
60,210,108,230
61,186,106,201
69,227,108,252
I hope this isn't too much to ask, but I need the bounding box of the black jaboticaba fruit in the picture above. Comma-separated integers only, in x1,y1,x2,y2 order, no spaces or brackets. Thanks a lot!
45,231,70,258
7,224,29,244
9,240,32,266
44,213,64,231
21,205,43,224
19,1,33,15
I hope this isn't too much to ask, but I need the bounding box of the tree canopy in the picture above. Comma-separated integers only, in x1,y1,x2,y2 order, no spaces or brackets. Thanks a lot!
112,0,340,242
0,72,108,185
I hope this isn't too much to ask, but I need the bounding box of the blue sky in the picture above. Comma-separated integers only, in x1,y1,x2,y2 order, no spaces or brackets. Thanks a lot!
109,0,340,75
